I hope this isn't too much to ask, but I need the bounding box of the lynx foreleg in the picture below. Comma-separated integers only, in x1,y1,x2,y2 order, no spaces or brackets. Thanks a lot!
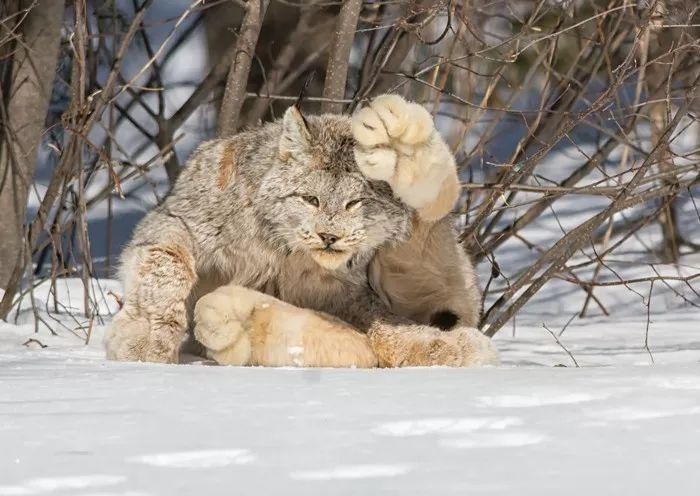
194,285,377,368
193,285,271,364
352,94,460,222
105,240,196,363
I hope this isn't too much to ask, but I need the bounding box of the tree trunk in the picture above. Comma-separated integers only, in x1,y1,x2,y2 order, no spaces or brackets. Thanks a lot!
0,0,65,290
217,0,270,136
321,0,362,114
649,101,680,262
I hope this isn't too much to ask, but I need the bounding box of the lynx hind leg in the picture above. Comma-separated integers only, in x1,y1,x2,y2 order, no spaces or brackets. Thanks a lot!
194,285,377,368
451,326,500,366
368,320,499,368
370,217,482,329
105,240,196,363
352,94,460,221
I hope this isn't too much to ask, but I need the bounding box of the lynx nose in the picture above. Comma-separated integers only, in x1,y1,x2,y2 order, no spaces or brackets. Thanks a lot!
317,232,339,246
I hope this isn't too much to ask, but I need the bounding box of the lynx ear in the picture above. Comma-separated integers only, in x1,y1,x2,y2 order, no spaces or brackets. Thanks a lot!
279,106,311,158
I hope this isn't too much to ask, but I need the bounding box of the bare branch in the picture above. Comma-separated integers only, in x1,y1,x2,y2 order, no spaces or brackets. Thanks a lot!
322,0,362,113
218,0,270,136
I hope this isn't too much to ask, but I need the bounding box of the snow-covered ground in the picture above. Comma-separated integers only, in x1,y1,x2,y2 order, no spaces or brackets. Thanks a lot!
6,141,700,493
1,278,699,495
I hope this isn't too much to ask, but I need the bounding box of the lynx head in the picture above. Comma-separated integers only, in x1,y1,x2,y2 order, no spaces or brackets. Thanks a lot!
257,107,410,270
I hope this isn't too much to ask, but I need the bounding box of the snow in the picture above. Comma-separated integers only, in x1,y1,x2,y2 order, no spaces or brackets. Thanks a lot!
127,450,257,469
5,141,700,493
290,465,410,481
2,294,700,495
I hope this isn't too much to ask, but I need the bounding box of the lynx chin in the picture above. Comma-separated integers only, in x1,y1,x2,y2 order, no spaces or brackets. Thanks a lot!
104,94,498,367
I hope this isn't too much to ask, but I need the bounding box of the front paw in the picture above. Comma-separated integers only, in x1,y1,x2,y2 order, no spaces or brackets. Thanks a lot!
193,291,252,352
105,311,180,363
352,95,454,212
353,94,434,149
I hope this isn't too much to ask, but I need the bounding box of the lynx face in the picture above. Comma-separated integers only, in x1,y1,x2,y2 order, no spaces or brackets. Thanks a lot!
257,109,410,270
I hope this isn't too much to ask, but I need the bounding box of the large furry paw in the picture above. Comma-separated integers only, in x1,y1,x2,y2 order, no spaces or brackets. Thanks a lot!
194,290,251,351
370,324,499,368
193,285,377,368
449,326,500,366
352,94,458,219
104,311,181,363
193,285,272,365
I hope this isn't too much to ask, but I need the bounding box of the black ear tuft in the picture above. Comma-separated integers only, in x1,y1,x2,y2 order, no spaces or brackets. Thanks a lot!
430,310,459,331
294,70,316,128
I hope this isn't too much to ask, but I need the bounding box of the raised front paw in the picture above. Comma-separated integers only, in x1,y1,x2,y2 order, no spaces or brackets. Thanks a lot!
352,95,433,183
353,94,434,149
352,95,457,215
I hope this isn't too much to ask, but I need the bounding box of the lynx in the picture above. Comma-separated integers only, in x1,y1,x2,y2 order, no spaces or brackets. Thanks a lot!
104,95,498,367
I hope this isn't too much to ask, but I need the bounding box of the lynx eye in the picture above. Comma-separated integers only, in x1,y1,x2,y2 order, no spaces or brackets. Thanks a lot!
345,199,363,210
301,195,319,207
